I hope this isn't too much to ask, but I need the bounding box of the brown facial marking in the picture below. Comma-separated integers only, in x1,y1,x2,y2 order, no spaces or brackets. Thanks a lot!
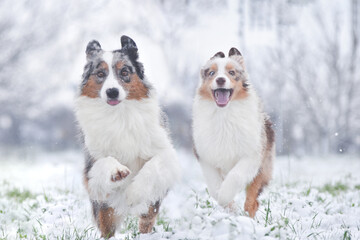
98,207,116,238
225,62,248,100
139,201,160,234
98,62,109,71
81,62,108,98
81,75,102,98
124,74,149,100
199,63,217,101
115,61,123,70
115,61,149,100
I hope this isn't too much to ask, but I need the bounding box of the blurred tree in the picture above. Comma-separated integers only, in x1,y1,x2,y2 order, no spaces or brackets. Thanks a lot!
259,0,359,155
243,0,359,155
0,0,358,156
0,0,77,149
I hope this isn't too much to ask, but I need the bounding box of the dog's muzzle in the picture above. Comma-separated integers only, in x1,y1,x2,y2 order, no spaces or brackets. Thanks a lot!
106,88,120,106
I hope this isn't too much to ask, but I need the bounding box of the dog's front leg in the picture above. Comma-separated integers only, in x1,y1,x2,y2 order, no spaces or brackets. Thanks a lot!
199,160,223,199
88,156,131,201
217,157,261,207
125,148,180,214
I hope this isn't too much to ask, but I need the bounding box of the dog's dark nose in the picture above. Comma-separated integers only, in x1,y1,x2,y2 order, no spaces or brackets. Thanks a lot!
106,88,119,99
216,77,226,86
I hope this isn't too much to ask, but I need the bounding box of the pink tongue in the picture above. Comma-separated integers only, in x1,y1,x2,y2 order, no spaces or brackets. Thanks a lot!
215,90,230,105
107,100,120,106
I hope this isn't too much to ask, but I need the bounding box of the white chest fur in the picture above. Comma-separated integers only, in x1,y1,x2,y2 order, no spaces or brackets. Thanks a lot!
75,96,169,167
193,92,263,173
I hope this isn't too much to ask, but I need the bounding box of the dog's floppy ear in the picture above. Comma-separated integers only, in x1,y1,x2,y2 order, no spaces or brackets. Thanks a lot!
228,47,245,69
211,51,225,60
86,40,102,59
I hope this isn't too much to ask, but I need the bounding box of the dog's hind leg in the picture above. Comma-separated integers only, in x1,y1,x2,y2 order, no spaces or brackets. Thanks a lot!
139,201,160,233
92,201,117,238
245,127,274,218
244,165,271,218
244,172,264,218
245,124,274,218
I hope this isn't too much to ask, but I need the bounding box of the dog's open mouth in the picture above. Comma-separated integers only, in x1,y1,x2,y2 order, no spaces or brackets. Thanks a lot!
107,99,121,106
212,89,233,107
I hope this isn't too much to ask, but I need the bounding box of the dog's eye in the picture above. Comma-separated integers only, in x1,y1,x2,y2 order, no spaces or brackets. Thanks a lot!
229,70,235,76
209,71,215,76
121,69,129,77
97,72,105,78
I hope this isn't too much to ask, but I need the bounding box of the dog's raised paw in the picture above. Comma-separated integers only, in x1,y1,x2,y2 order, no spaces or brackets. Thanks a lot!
111,167,131,182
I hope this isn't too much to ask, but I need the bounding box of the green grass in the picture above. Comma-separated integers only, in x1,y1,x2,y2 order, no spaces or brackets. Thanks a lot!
0,174,358,240
54,225,98,240
0,180,100,240
302,183,312,196
6,188,37,203
17,227,28,239
319,182,349,196
264,199,272,227
343,230,351,240
121,216,139,239
193,188,215,211
42,189,52,203
157,213,173,232
310,213,322,229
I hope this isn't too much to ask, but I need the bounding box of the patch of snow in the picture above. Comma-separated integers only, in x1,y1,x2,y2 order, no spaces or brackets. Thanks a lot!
0,150,359,239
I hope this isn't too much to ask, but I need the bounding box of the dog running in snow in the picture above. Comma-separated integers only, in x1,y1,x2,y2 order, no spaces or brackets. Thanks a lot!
192,48,275,217
75,36,180,238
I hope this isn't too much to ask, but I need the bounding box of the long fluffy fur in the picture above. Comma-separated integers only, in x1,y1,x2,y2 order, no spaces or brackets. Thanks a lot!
192,50,274,215
193,90,264,203
75,96,180,215
75,37,180,237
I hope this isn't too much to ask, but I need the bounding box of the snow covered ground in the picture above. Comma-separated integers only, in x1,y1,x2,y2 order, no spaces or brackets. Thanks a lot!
0,149,359,239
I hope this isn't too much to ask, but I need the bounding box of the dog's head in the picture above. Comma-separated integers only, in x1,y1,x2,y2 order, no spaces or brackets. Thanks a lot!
80,36,150,106
198,48,249,107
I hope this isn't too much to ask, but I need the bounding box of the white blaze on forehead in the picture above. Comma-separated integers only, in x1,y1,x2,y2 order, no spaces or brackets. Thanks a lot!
211,58,232,90
100,51,127,101
102,51,114,70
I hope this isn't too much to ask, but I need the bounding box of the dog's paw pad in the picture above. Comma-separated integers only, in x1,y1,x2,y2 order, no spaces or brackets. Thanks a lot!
111,169,130,182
